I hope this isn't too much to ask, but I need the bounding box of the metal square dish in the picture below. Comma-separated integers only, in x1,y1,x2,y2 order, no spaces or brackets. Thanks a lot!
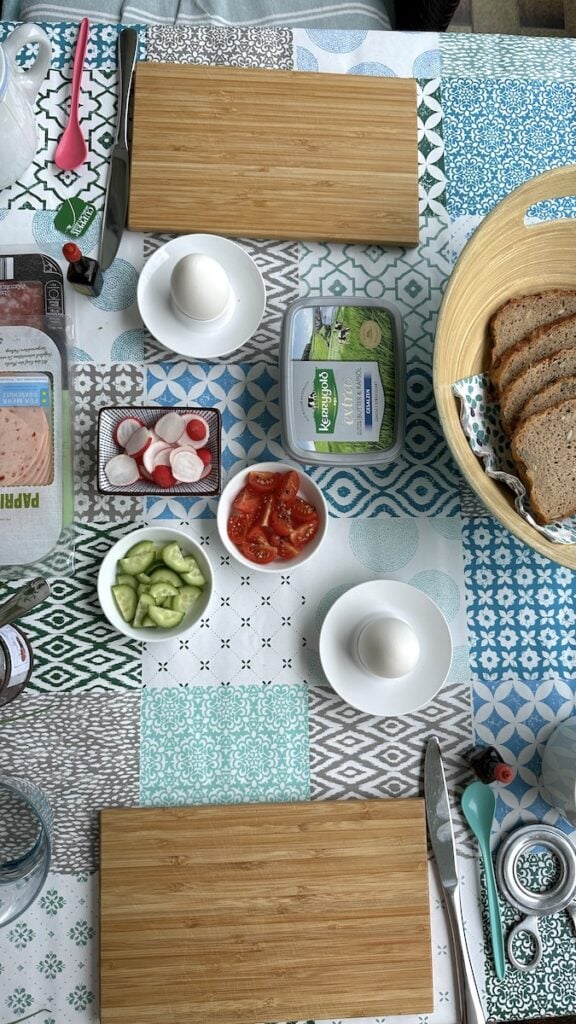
97,405,221,497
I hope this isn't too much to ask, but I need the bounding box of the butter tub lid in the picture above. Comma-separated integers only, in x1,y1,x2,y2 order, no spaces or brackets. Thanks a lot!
280,297,406,466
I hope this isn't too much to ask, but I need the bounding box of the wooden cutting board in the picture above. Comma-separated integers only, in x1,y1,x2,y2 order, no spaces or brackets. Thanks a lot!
128,64,419,245
100,798,432,1024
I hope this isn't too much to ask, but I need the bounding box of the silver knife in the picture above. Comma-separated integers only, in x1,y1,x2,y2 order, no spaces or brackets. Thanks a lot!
424,736,486,1024
100,28,138,271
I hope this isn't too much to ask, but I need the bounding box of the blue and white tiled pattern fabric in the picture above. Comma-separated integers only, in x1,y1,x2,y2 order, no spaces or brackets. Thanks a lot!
442,77,576,220
463,516,576,839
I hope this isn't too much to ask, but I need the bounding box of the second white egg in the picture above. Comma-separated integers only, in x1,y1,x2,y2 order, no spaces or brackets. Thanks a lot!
357,616,421,679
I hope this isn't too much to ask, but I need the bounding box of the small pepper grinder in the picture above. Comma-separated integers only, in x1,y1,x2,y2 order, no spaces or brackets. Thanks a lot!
62,242,104,297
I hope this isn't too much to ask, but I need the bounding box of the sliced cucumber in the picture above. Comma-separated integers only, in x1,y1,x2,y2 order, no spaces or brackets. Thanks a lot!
133,592,154,628
147,605,185,629
119,550,156,576
172,586,201,614
161,542,195,575
110,539,207,631
149,582,179,603
149,568,183,588
116,574,137,590
112,584,138,623
181,562,206,587
126,540,156,558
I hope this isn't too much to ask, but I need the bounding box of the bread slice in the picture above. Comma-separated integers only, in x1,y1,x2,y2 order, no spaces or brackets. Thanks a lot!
492,313,576,394
519,375,576,425
511,396,576,523
500,348,576,433
489,290,576,369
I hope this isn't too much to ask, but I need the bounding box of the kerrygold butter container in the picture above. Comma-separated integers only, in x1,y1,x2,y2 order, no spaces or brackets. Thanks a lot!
280,297,406,466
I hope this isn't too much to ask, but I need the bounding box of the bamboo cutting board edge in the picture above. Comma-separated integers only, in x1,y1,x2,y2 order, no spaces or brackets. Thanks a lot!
100,798,432,1024
128,63,419,245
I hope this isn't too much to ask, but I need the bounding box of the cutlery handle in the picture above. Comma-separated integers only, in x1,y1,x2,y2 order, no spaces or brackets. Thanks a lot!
481,841,506,980
445,885,486,1024
117,28,138,149
70,18,89,121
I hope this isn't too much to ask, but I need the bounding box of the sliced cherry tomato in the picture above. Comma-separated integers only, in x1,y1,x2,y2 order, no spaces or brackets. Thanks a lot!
246,526,270,544
277,537,301,560
291,497,318,523
258,495,274,529
275,470,299,506
227,512,250,545
232,485,262,517
289,518,319,547
241,527,278,564
270,502,293,537
248,471,278,494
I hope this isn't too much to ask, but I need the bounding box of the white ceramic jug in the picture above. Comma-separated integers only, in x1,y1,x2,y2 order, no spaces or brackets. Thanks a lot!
0,24,52,190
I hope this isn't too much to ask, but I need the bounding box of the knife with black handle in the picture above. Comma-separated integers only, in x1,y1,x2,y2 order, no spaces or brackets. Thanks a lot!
425,735,486,1024
100,27,138,271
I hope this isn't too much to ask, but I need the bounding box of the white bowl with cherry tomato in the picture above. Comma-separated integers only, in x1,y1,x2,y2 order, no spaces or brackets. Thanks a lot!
216,462,328,571
97,406,221,496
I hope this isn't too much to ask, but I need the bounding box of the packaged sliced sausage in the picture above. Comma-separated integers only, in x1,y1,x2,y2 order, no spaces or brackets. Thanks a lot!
0,252,74,575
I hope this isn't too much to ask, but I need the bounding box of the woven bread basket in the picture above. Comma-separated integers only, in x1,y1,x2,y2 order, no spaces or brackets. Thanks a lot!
434,165,576,568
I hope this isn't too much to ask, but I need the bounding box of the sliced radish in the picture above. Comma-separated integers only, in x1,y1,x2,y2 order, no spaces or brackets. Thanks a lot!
143,440,172,475
114,416,144,448
139,463,154,481
185,415,209,447
125,426,152,459
105,454,140,486
152,446,173,468
170,447,204,482
155,412,185,444
196,447,211,467
152,465,176,488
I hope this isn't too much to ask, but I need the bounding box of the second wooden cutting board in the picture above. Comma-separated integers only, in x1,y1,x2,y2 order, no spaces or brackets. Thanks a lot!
128,63,419,245
100,798,432,1024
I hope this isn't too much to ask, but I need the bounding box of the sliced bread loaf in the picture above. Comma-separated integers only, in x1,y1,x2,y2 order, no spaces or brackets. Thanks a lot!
518,375,576,425
500,348,576,433
489,290,576,368
511,396,576,523
492,313,576,394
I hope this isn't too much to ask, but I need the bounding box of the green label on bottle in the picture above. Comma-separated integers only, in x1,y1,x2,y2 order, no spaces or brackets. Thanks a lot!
54,197,98,239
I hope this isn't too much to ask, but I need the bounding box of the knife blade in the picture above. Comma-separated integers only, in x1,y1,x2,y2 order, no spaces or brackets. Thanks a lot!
100,28,138,271
425,736,486,1024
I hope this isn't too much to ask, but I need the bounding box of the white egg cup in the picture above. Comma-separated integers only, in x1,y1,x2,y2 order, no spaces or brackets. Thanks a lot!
137,233,266,360
319,581,453,717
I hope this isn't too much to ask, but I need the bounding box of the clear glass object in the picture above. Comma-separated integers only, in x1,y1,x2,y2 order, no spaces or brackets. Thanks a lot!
0,774,53,927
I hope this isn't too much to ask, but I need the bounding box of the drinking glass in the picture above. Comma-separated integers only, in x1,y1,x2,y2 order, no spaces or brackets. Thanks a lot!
0,774,53,927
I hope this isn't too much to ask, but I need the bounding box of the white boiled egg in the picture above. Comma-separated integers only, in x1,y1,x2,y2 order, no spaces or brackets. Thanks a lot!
170,253,231,321
357,616,420,679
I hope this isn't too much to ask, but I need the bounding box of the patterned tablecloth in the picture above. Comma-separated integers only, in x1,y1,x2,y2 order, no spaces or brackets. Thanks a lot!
0,19,576,1024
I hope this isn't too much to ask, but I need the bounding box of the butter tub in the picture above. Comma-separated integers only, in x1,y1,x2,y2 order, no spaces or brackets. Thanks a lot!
280,297,406,466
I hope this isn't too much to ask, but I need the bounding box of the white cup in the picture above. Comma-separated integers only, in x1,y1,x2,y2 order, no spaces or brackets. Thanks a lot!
540,717,576,823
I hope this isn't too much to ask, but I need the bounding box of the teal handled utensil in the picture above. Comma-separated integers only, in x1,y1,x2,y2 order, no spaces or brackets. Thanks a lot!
461,780,506,981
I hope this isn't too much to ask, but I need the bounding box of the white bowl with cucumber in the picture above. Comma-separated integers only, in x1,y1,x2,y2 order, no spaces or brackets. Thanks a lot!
97,527,212,641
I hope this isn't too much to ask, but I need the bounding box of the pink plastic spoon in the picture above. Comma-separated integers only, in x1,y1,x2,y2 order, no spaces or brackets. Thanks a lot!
55,18,90,171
